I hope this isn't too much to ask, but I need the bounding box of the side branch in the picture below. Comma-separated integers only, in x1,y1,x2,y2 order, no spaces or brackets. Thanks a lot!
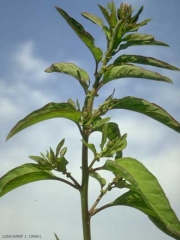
55,176,79,190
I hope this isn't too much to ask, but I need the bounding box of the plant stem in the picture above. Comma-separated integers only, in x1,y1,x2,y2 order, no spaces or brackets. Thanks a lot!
80,129,91,240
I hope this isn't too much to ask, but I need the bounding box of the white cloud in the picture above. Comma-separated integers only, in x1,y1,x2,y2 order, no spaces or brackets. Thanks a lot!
12,41,49,83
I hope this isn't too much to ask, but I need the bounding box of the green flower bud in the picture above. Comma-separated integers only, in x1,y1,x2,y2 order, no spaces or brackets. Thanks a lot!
117,3,132,20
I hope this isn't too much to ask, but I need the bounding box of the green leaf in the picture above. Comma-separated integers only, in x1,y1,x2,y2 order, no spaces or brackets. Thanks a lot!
103,64,173,84
123,33,154,42
56,139,65,158
108,1,117,28
149,216,180,240
81,12,104,27
91,117,111,129
49,147,55,162
114,54,180,71
82,140,96,156
45,62,90,91
127,18,152,32
98,4,111,26
54,233,60,240
119,39,169,50
102,134,127,157
90,171,106,189
106,122,121,140
130,5,144,23
0,163,58,197
112,190,180,239
112,190,156,217
6,102,82,140
56,157,68,173
67,98,76,109
55,7,103,63
102,158,180,238
60,147,67,157
29,156,53,169
110,96,180,133
100,123,108,150
81,12,111,41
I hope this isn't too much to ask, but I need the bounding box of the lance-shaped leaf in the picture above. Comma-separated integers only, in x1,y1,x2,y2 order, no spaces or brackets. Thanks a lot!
45,62,90,91
98,4,111,26
114,54,180,71
123,33,154,42
119,39,169,50
81,12,104,27
111,190,180,240
0,163,58,197
102,158,180,238
107,1,117,28
110,96,180,133
81,12,111,41
126,18,152,32
102,64,173,84
55,7,103,64
6,102,82,140
130,5,144,24
90,171,106,189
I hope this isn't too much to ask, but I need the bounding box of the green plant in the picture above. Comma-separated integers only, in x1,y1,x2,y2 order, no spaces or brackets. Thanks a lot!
0,1,180,240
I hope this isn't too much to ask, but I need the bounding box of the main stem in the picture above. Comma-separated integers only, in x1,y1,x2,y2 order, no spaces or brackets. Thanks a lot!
81,129,91,240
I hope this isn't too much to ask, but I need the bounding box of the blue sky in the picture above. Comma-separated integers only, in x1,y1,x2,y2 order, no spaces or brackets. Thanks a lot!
0,1,180,240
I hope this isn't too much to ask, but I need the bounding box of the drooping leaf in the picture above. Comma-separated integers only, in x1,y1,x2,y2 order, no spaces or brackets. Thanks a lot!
55,7,103,63
111,190,180,239
102,158,180,238
81,12,104,27
0,163,58,197
6,102,82,140
45,62,90,91
149,216,180,240
114,54,180,71
102,64,173,84
90,171,106,189
110,96,180,133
